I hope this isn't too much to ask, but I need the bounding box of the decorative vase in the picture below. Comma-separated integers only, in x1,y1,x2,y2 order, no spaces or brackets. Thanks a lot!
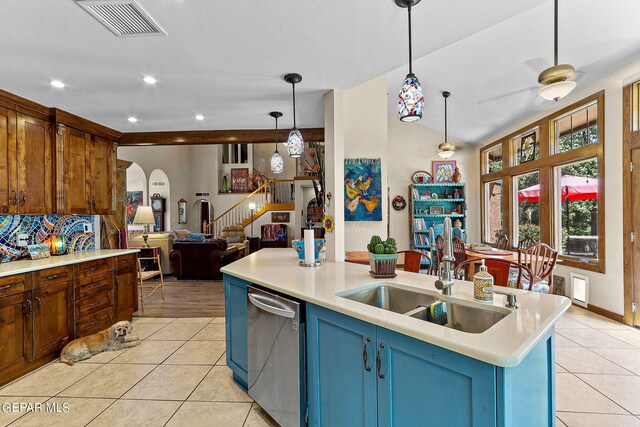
368,252,398,278
222,175,229,193
452,167,462,183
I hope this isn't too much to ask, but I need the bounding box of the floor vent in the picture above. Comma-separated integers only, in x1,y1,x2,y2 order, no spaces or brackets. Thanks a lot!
75,0,166,37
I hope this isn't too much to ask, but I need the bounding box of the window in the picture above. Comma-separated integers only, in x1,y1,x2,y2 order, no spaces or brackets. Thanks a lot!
222,144,250,165
479,92,604,272
512,127,540,165
483,144,503,174
555,158,599,260
513,171,540,247
483,179,503,243
553,102,597,153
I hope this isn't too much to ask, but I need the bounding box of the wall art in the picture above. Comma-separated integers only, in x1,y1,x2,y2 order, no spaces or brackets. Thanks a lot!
344,158,382,221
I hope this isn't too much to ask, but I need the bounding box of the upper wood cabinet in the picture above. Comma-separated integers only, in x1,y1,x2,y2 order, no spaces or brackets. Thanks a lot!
57,123,117,215
0,108,53,214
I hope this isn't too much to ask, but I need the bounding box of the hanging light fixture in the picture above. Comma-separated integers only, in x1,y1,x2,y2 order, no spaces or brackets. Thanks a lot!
284,73,304,158
397,0,424,122
537,0,576,101
269,111,284,174
438,91,455,159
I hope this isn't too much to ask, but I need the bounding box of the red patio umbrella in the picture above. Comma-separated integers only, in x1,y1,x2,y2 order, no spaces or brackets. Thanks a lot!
518,175,598,203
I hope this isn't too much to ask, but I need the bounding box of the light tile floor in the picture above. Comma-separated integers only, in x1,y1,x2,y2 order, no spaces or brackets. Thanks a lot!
1,307,640,426
0,317,277,427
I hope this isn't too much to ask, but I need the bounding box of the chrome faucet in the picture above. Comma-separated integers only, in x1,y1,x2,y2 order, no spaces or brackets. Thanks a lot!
435,218,455,295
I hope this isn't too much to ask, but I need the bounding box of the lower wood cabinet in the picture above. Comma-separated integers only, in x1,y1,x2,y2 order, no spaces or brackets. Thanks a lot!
0,254,138,386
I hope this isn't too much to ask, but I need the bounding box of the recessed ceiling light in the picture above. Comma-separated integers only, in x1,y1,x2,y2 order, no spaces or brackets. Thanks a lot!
195,114,204,121
128,116,138,123
143,76,157,84
50,80,65,88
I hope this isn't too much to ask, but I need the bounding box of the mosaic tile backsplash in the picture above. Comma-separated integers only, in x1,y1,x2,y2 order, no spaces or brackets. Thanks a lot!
0,215,95,262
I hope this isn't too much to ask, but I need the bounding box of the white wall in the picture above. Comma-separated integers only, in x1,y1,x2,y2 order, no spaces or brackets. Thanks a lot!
472,58,640,316
342,75,389,252
387,115,479,251
253,143,297,180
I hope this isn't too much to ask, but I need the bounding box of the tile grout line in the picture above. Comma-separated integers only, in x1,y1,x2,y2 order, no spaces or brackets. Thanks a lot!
162,364,217,427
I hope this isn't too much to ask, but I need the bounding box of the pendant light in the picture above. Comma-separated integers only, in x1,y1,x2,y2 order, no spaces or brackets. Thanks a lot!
537,0,576,101
284,73,304,158
397,0,424,122
438,91,455,159
270,111,284,174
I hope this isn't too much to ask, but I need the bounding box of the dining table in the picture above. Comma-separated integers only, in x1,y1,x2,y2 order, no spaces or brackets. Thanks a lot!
464,246,518,277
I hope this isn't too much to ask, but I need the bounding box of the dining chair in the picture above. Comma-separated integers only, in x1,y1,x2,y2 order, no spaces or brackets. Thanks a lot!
517,243,558,293
435,235,444,270
455,258,534,289
428,227,438,275
452,236,468,278
397,250,429,273
518,237,535,250
137,253,165,312
495,234,510,250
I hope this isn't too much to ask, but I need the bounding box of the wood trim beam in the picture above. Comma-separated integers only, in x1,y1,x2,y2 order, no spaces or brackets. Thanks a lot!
51,109,121,141
0,89,50,120
119,128,325,146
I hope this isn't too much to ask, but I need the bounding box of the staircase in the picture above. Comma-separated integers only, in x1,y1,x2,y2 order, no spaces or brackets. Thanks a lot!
207,180,295,237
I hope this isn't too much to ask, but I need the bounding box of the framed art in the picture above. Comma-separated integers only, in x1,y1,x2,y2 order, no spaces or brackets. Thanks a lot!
271,212,290,223
178,199,188,224
411,170,432,184
519,131,537,164
126,191,143,224
429,206,445,215
344,158,382,221
231,168,249,192
432,160,457,183
28,244,50,260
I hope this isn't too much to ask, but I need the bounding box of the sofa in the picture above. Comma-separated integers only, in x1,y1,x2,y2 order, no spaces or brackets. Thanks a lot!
169,238,239,280
260,224,288,249
218,225,250,257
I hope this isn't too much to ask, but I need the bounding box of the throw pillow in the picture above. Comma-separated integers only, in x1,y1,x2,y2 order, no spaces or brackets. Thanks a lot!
226,236,243,244
187,233,205,241
174,230,190,238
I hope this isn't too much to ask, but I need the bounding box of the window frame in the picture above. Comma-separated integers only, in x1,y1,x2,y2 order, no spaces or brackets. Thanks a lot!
480,91,605,273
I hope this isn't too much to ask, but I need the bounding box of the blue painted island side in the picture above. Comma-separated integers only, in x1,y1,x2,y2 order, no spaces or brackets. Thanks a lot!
223,274,556,427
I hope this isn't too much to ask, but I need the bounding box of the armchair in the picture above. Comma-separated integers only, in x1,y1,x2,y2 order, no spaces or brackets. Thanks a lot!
219,225,250,257
260,224,288,249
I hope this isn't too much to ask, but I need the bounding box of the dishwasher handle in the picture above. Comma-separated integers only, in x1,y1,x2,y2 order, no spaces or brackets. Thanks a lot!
248,293,295,318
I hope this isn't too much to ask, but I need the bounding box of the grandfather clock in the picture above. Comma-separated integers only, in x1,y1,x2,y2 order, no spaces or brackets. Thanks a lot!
150,193,166,232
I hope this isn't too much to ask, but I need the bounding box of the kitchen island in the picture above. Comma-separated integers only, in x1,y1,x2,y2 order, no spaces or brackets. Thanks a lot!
221,249,570,427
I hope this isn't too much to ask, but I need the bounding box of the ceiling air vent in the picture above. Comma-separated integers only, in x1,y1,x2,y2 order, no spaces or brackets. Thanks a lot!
150,181,166,187
75,0,166,37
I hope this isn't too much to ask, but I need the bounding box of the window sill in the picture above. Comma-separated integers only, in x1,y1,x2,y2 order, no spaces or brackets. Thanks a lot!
557,255,605,274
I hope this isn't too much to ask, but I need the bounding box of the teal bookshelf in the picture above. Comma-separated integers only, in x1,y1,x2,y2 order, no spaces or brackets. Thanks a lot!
409,183,466,265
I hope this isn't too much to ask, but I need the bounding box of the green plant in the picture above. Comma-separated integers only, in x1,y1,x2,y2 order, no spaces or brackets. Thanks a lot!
367,235,397,255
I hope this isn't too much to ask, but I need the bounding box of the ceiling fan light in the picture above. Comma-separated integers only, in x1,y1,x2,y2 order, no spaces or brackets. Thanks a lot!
287,127,304,158
398,73,424,122
438,142,455,159
271,150,284,174
537,80,576,101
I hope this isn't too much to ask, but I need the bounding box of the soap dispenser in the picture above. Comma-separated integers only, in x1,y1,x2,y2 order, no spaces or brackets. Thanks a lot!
473,259,494,302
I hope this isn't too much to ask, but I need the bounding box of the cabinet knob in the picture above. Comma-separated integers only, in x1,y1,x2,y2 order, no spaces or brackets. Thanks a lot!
22,192,27,206
11,190,18,206
376,343,385,379
363,337,372,372
34,296,41,315
22,299,32,318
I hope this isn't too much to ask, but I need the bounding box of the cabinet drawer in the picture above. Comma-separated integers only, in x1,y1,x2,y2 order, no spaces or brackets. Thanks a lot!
75,289,112,319
74,272,113,299
75,306,113,337
36,266,73,288
0,275,28,298
74,258,113,279
115,255,136,271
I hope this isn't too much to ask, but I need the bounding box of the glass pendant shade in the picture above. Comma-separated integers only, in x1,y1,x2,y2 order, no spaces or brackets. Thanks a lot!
398,73,424,122
287,127,304,158
271,150,284,174
537,80,576,101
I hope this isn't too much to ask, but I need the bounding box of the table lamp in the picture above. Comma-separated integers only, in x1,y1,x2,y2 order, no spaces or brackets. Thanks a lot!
133,205,155,247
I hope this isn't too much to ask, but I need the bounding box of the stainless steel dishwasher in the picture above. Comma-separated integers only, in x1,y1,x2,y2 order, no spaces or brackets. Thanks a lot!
247,286,305,427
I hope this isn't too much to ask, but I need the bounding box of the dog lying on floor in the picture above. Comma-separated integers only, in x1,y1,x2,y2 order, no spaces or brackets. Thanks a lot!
60,321,140,365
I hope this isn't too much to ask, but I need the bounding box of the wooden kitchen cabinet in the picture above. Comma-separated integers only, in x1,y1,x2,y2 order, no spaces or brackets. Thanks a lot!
114,255,137,321
223,274,250,388
0,273,33,379
16,113,53,214
33,279,72,359
58,124,116,215
0,106,17,213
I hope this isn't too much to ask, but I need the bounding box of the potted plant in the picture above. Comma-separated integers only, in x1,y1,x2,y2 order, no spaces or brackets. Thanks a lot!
367,235,398,278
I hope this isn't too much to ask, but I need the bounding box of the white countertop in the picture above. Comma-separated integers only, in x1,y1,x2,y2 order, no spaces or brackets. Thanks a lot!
221,249,571,367
0,249,140,278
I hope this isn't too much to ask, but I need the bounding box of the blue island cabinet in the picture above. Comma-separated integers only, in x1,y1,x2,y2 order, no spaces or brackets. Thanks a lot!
307,303,555,427
224,274,250,389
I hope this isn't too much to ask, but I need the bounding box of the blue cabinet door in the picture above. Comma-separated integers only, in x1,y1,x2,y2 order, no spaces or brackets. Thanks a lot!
307,304,378,427
223,274,250,389
376,327,497,427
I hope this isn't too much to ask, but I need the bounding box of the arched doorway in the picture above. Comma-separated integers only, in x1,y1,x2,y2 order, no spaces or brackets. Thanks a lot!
149,169,171,231
126,162,147,229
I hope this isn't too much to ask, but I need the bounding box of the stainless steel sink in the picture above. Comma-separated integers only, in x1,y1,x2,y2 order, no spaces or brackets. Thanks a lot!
407,301,507,334
337,283,509,334
338,284,439,314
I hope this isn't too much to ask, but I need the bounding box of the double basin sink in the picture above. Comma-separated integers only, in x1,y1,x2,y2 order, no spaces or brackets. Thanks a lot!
337,283,509,334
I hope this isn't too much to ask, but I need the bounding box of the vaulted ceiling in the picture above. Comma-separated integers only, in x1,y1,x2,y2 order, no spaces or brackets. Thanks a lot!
1,0,639,142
